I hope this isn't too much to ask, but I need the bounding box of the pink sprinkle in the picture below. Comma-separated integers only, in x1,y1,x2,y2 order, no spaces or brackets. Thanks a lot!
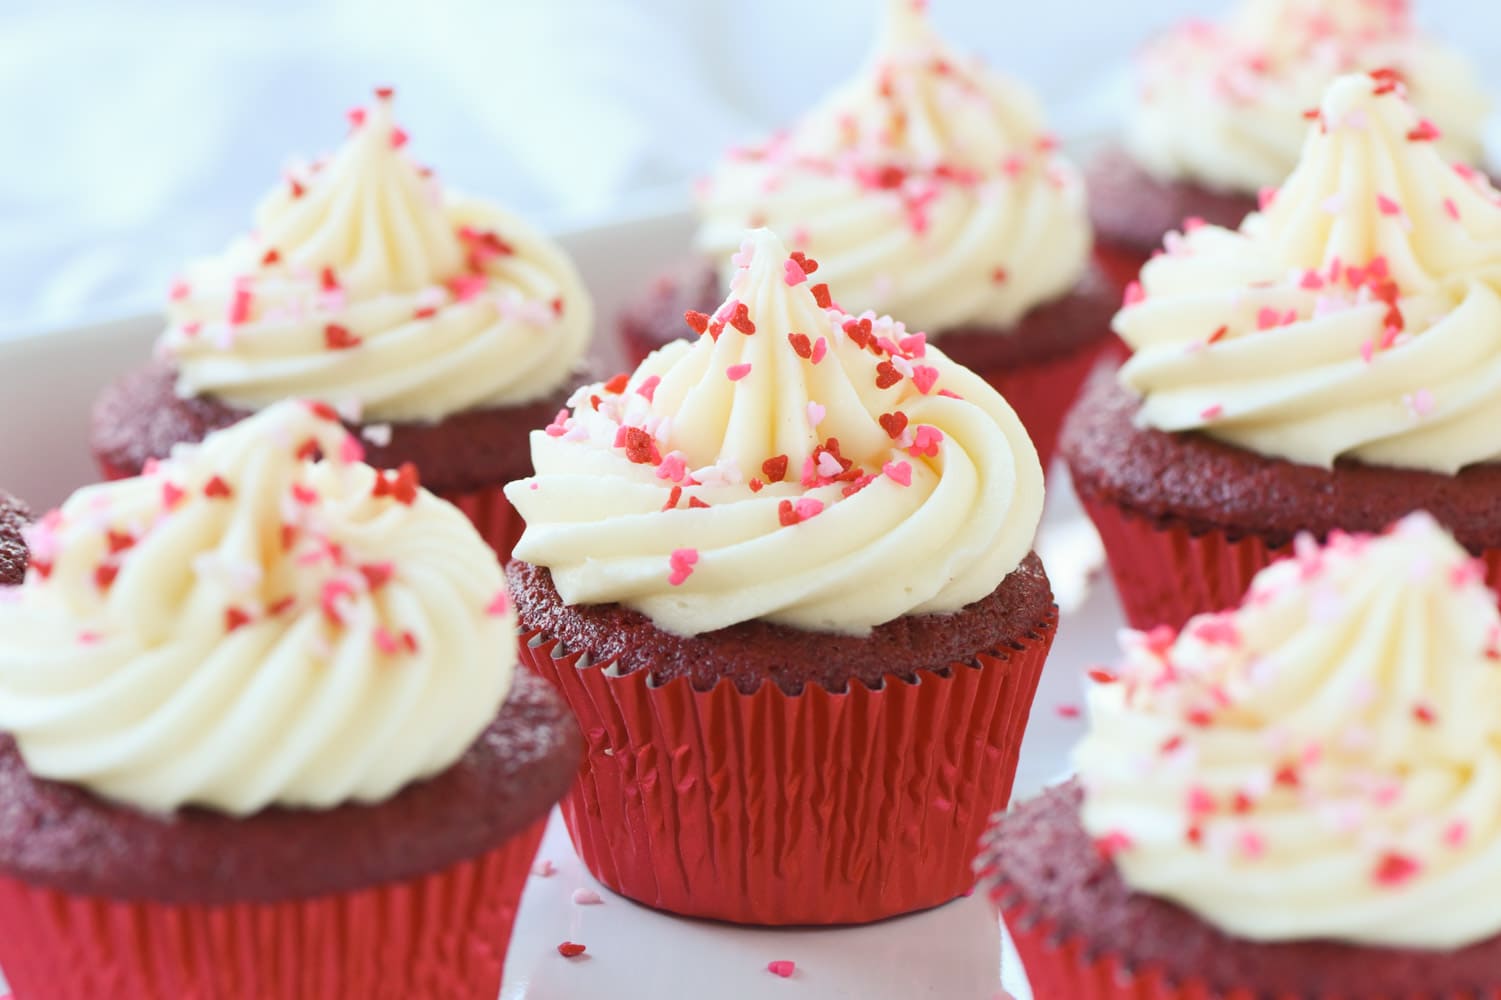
816,452,843,478
726,363,753,382
373,627,402,655
810,338,829,364
1299,270,1325,291
450,274,487,302
806,402,826,427
1238,830,1266,859
338,434,365,464
911,365,940,395
486,591,511,617
636,375,661,402
657,454,688,483
1377,193,1403,217
228,287,253,325
1258,186,1278,211
908,425,943,457
668,547,699,586
793,498,825,521
1123,281,1145,307
1360,340,1374,364
731,240,755,269
532,859,556,877
783,259,808,286
1256,307,1282,331
883,460,912,486
390,126,409,149
571,888,604,905
161,482,186,510
347,107,366,128
1455,163,1478,182
767,961,796,979
1443,820,1469,848
1056,703,1081,719
544,408,571,437
1445,197,1461,221
1374,852,1420,887
1404,388,1435,418
898,333,926,357
77,631,101,646
1200,403,1224,420
168,279,191,301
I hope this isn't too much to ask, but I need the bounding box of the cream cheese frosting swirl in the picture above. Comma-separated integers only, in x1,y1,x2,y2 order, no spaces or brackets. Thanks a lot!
159,88,593,423
1116,72,1501,475
0,400,516,816
505,229,1043,636
1127,0,1489,195
695,0,1090,334
1077,513,1501,950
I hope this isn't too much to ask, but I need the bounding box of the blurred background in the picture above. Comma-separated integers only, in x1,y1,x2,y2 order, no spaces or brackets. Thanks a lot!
3,0,1498,336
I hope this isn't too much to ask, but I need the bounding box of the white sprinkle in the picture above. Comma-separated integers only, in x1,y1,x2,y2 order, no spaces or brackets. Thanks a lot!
361,424,394,447
572,888,603,905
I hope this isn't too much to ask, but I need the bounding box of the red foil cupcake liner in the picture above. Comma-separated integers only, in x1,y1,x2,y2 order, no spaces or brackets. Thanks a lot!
1000,894,1238,1000
1082,494,1501,631
437,484,526,563
518,617,1055,926
0,815,547,1000
979,341,1110,470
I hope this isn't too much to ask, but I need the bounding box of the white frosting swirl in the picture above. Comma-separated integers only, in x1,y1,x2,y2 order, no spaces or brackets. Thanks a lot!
160,90,593,423
505,229,1043,637
696,0,1090,334
0,401,516,816
1127,0,1489,195
1077,513,1501,949
1117,73,1501,475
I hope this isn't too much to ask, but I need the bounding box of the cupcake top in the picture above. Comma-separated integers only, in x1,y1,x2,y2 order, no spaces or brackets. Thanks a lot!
505,228,1043,637
159,88,593,424
696,0,1090,335
1076,513,1501,950
1127,0,1489,195
1116,72,1501,475
0,401,516,816
0,491,29,588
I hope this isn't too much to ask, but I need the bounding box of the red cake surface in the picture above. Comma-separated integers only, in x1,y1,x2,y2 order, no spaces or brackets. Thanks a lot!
1085,144,1258,259
617,259,1117,374
506,553,1054,697
1061,366,1501,553
0,491,30,587
983,782,1501,994
90,361,577,493
0,673,580,904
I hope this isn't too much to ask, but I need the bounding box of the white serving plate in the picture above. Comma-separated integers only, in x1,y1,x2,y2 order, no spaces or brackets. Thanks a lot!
0,202,1123,999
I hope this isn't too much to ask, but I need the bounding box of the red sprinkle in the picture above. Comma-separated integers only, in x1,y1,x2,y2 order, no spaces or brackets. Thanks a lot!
557,942,587,959
874,362,902,390
371,463,421,505
224,607,253,633
204,476,233,499
1087,667,1118,684
789,250,818,274
603,373,630,395
787,332,813,359
728,301,756,335
684,310,710,335
106,530,135,555
260,247,280,266
1373,851,1420,887
1093,830,1132,860
360,562,394,590
762,455,789,483
767,960,796,979
879,411,909,439
810,283,832,308
94,564,119,590
1407,119,1441,142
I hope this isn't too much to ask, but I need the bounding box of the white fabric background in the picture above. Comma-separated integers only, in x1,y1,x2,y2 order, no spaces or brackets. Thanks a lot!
2,0,1497,336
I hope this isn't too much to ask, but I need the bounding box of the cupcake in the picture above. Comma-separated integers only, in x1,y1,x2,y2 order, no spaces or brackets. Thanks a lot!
1064,71,1501,631
0,490,30,587
1090,0,1490,291
979,513,1501,997
506,228,1055,926
0,401,579,999
621,0,1114,467
91,88,595,560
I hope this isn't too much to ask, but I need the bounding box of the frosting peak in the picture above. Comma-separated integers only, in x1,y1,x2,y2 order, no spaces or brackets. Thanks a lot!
1077,513,1501,950
0,401,516,816
696,2,1090,333
506,229,1043,637
160,88,593,424
1117,72,1501,474
1127,0,1489,194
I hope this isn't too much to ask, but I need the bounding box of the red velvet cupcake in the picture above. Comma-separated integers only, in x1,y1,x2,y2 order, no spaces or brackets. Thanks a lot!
90,88,595,561
0,402,579,999
979,514,1501,997
507,229,1055,925
621,0,1114,467
1064,72,1501,631
0,490,29,587
1089,0,1490,291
